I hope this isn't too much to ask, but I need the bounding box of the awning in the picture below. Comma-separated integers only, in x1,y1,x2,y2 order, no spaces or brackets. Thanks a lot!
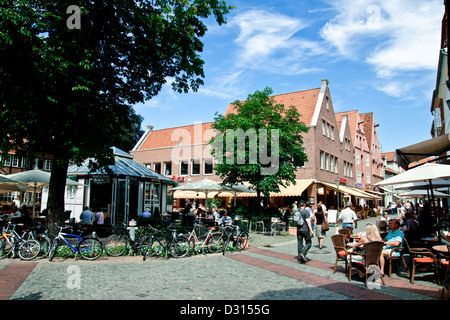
318,181,376,199
174,179,314,198
396,134,450,170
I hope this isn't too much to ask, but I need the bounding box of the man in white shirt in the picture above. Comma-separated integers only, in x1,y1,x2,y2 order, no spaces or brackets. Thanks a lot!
338,202,358,230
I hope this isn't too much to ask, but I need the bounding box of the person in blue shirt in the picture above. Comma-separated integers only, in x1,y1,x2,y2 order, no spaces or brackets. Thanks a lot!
79,206,93,224
379,219,404,276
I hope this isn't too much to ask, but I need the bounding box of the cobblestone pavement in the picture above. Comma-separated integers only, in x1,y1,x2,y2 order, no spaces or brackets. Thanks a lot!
0,216,445,306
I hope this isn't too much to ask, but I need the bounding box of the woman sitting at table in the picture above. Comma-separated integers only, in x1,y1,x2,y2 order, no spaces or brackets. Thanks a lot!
346,224,383,273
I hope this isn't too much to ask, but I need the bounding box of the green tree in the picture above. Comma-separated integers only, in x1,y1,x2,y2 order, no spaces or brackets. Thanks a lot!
0,0,233,229
210,87,309,206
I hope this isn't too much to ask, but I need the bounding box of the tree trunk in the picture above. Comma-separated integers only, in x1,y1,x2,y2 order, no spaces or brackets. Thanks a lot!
47,157,69,235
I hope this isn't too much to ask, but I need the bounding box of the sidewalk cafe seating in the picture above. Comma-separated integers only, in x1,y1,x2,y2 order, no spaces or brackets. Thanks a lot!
385,240,409,278
338,228,351,242
347,241,385,287
331,234,349,274
405,238,441,285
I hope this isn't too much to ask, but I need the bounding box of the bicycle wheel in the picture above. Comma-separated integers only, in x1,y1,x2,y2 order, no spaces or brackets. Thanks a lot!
237,231,249,250
48,238,59,261
170,235,192,258
135,235,152,255
143,237,165,260
17,239,40,260
0,238,12,259
104,234,128,257
78,238,103,260
205,233,224,253
36,234,51,257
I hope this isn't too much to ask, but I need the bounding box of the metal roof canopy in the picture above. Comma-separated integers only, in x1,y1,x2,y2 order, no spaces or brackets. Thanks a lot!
396,134,450,170
67,147,176,185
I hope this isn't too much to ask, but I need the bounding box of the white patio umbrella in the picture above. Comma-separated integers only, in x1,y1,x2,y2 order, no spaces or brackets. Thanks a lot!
7,169,84,214
393,180,450,191
0,174,28,193
375,163,450,216
375,163,450,187
398,189,450,199
170,178,240,211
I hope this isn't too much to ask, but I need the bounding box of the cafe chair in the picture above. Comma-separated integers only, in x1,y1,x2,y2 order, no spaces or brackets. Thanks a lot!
331,234,349,274
407,239,441,285
263,219,272,236
440,245,450,299
347,241,385,287
386,242,410,278
338,228,351,242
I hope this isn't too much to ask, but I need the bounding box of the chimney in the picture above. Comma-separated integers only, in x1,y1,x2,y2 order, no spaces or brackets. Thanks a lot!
321,79,329,87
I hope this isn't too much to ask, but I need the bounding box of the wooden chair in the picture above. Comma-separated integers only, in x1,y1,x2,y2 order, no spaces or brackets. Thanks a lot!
348,241,386,287
338,228,351,242
440,245,450,299
406,238,441,285
331,234,350,274
385,240,410,278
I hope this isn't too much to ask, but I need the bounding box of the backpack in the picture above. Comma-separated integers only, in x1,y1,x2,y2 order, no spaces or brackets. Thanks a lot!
293,209,306,226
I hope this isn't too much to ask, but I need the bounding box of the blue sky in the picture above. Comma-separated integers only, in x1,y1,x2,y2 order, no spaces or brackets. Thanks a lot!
133,0,445,153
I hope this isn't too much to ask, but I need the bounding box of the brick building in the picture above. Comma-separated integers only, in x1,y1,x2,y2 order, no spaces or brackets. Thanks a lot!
131,80,380,209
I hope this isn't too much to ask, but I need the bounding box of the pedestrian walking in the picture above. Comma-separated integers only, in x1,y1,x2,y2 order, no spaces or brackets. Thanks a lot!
314,204,327,249
338,202,358,231
293,200,313,263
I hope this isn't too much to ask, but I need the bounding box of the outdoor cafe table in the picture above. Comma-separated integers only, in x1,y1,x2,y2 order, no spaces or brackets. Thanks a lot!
433,244,449,255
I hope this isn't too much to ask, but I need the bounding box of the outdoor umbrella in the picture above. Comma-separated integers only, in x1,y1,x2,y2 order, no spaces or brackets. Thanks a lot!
0,174,28,193
170,178,240,211
7,169,84,214
398,190,450,199
393,180,450,191
375,163,450,187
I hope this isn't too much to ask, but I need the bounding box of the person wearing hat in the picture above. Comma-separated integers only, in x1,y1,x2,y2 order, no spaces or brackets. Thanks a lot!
338,202,358,231
295,200,314,263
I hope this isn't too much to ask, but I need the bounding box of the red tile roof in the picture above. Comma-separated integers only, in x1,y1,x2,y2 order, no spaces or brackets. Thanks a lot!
224,88,321,126
138,122,215,150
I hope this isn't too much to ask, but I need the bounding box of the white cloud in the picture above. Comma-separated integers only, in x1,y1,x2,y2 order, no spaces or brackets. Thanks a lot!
321,0,442,78
230,10,325,75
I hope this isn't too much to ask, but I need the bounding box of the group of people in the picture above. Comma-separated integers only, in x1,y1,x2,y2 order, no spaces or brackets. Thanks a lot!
291,200,330,263
1,203,32,227
291,199,409,279
79,206,104,225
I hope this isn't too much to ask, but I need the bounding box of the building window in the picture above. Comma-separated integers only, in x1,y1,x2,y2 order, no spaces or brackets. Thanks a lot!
366,175,371,184
163,162,172,176
335,157,338,173
191,160,200,175
322,121,326,136
153,163,161,174
44,160,52,171
180,161,188,176
355,152,360,164
365,155,370,167
356,171,361,183
204,159,213,175
320,151,324,169
326,96,330,110
330,126,334,140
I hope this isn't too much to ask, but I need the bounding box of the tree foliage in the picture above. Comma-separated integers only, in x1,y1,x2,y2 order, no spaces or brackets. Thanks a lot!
210,87,309,200
0,0,233,226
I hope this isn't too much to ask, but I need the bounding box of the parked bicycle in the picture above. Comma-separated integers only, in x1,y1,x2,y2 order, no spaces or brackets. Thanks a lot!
0,223,40,260
222,219,249,255
185,222,224,254
143,225,193,260
103,223,154,256
22,224,51,258
49,224,103,261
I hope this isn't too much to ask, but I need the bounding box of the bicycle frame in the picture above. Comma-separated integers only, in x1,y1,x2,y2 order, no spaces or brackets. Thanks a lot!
186,223,216,251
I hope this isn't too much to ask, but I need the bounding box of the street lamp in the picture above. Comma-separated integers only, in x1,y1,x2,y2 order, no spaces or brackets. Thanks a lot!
336,177,340,211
